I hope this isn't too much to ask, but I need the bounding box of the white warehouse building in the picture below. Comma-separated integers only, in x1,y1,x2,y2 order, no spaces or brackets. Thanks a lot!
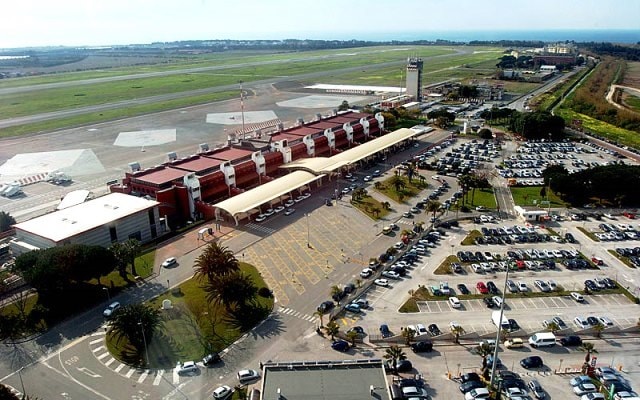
11,193,162,254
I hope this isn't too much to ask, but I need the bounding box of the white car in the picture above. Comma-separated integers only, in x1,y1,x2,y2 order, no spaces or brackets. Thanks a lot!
374,279,389,287
274,206,285,213
517,281,528,292
382,270,400,280
284,208,295,216
449,296,461,308
416,324,428,335
360,268,373,278
581,394,605,400
284,200,295,207
393,242,405,249
264,208,275,216
255,214,267,223
574,316,590,329
573,383,597,396
237,369,260,384
491,296,503,308
176,361,199,375
103,301,121,318
571,292,585,302
212,385,233,399
161,257,177,268
465,387,490,400
363,175,372,182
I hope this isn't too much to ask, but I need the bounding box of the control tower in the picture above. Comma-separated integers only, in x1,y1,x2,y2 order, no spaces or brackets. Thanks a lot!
406,57,423,101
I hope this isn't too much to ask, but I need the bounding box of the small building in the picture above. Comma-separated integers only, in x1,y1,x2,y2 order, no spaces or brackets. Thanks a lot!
259,359,392,400
514,205,548,222
11,193,161,254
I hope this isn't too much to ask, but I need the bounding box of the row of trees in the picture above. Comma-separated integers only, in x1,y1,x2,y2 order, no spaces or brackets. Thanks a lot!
543,164,640,206
477,108,565,140
564,57,640,133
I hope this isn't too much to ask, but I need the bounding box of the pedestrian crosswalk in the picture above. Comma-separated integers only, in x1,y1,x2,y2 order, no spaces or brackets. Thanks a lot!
277,306,318,324
88,329,176,386
245,223,277,234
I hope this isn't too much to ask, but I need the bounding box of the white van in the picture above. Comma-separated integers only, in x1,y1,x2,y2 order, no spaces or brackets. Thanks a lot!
528,332,556,348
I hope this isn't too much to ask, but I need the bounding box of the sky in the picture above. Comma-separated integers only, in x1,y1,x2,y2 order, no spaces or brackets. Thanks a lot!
1,0,639,48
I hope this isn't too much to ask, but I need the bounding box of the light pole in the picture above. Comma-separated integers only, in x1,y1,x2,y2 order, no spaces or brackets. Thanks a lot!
102,287,110,302
138,322,150,367
490,258,512,389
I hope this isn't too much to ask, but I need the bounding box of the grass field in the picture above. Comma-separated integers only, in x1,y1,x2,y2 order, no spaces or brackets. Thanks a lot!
459,188,497,209
106,262,273,368
623,94,640,113
555,108,640,149
0,90,237,138
350,194,390,220
376,176,430,203
510,186,568,208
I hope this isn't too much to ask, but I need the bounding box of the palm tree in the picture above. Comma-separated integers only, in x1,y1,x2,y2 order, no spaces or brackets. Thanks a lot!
330,285,342,301
109,304,162,356
193,242,239,282
346,330,359,347
580,342,598,373
382,201,391,211
326,321,339,340
123,239,141,276
389,175,405,192
545,321,560,334
371,206,381,217
313,310,325,328
580,342,598,363
384,345,407,374
402,327,416,345
374,181,382,190
109,242,130,277
474,342,493,370
450,324,465,344
203,272,257,312
592,322,605,338
426,200,441,222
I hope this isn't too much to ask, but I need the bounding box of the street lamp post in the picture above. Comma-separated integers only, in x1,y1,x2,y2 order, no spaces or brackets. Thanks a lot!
138,322,150,367
490,258,512,389
102,287,110,302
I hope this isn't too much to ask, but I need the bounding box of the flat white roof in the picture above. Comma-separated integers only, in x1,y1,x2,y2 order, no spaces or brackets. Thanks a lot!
305,83,405,93
15,193,158,243
57,189,92,210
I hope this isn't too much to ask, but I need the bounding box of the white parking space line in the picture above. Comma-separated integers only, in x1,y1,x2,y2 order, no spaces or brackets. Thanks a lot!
125,368,135,378
97,352,110,360
105,358,115,367
114,363,125,373
172,371,179,385
91,345,105,353
89,338,103,345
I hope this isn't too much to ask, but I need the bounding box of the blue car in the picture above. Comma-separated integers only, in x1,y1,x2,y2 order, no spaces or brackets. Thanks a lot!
487,355,502,368
379,324,391,337
331,340,349,352
344,303,361,313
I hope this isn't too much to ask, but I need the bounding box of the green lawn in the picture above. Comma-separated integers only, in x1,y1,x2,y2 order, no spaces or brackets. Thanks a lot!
625,95,640,112
510,186,568,208
350,195,390,220
106,262,274,368
376,176,429,203
555,108,640,150
459,188,497,209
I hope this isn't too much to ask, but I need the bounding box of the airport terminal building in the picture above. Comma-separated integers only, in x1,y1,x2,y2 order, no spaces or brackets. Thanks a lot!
109,111,386,227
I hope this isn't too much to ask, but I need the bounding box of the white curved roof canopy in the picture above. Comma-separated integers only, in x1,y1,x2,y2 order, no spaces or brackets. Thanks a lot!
214,170,323,218
214,128,417,223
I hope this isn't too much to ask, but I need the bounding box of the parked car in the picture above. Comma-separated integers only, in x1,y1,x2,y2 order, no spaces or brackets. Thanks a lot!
428,323,441,336
410,340,433,353
344,303,361,313
528,379,546,399
571,292,585,302
476,282,489,294
520,356,543,369
317,301,334,313
237,369,260,384
504,338,524,349
574,383,597,396
449,296,461,308
161,257,177,268
212,385,233,400
374,278,389,287
457,284,471,295
202,352,222,366
385,359,413,372
459,381,486,394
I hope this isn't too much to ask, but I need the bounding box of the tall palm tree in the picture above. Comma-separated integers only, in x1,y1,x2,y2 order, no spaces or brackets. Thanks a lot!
109,304,162,353
193,242,239,282
203,272,257,312
389,175,405,192
383,345,407,374
326,321,339,340
346,330,359,347
123,239,141,276
580,342,598,363
545,321,560,334
450,324,465,344
592,322,605,338
109,242,130,277
330,285,342,300
474,342,493,370
313,310,325,328
426,200,441,222
402,327,416,345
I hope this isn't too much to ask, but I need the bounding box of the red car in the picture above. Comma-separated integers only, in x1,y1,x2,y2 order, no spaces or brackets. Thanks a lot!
476,281,489,294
